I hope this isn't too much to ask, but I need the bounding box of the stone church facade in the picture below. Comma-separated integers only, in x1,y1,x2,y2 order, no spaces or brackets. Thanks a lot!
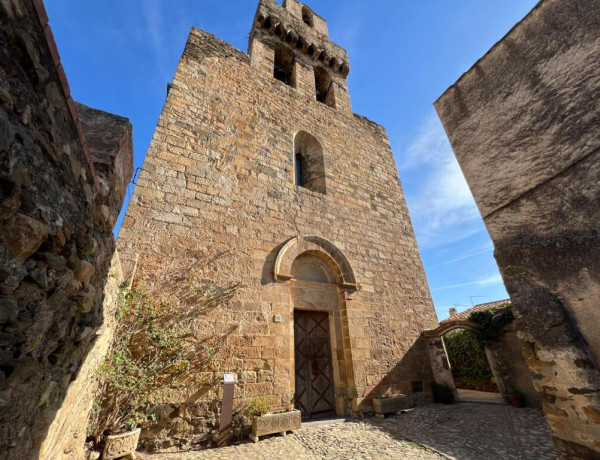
118,0,437,437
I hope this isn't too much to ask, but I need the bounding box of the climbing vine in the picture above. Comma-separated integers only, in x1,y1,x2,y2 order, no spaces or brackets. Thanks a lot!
469,305,514,345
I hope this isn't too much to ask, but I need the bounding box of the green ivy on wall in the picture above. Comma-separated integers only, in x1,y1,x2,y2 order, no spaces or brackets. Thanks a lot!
469,306,514,345
444,329,495,391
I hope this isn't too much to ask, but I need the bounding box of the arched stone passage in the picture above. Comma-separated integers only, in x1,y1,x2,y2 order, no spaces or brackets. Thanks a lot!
423,308,499,402
422,321,477,338
423,304,540,407
301,6,314,27
274,235,356,289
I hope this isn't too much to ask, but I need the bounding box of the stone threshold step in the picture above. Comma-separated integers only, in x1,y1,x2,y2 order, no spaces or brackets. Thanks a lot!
301,418,350,428
458,399,504,405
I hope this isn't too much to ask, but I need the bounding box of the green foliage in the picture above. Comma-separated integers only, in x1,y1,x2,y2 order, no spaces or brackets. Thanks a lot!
444,329,495,391
244,397,273,418
90,287,203,435
88,255,240,439
469,305,514,345
432,383,455,404
444,306,513,392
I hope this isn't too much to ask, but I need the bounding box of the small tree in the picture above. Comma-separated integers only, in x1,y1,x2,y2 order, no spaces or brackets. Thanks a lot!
88,251,240,441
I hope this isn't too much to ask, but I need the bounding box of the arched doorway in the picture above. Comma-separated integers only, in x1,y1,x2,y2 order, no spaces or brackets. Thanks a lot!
441,326,501,403
274,235,357,420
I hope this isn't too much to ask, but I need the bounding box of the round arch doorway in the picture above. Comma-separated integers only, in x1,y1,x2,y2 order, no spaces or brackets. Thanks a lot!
274,235,357,420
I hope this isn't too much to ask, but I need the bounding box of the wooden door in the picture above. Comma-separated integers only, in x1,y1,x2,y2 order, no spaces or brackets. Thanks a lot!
294,310,336,420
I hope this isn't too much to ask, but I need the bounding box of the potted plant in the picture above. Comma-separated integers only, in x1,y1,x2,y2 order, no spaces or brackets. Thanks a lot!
506,389,525,408
372,393,410,418
102,428,141,460
245,397,301,443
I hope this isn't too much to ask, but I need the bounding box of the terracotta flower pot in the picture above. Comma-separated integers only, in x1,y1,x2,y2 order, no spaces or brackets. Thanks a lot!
102,428,141,460
507,393,525,408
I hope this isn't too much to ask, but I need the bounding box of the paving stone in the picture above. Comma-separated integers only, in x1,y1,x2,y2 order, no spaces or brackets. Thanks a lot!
143,403,563,460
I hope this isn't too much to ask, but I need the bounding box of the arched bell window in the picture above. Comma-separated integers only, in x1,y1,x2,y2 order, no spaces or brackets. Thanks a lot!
302,6,314,27
314,66,335,108
274,45,296,87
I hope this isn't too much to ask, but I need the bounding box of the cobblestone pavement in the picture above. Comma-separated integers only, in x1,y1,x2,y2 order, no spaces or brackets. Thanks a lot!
144,403,563,460
384,403,563,460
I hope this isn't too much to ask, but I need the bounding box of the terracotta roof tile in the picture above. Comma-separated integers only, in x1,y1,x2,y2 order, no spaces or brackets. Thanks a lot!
441,299,510,324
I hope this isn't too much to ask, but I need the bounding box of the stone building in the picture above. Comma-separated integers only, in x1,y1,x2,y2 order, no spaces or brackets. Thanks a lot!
117,0,438,446
435,0,600,457
0,0,133,459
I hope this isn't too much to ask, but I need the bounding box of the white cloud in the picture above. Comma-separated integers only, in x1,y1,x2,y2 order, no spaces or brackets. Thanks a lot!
403,114,452,168
432,273,503,292
141,0,188,82
401,112,482,248
432,244,494,267
142,0,166,59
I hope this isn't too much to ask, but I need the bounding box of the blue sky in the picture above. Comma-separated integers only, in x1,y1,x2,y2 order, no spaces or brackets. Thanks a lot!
45,0,538,320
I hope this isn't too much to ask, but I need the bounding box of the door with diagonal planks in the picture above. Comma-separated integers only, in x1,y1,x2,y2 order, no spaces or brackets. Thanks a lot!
294,310,336,420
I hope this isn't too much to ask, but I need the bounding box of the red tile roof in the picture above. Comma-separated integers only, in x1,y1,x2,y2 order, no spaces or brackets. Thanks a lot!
441,299,510,324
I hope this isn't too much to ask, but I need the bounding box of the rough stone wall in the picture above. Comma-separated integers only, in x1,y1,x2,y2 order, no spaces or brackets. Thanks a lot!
75,103,134,231
39,252,123,460
424,336,458,399
485,325,541,408
0,1,133,458
117,0,437,450
435,0,600,457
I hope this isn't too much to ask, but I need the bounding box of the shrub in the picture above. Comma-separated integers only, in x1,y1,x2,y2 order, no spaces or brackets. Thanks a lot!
469,305,514,345
244,397,273,418
88,251,240,440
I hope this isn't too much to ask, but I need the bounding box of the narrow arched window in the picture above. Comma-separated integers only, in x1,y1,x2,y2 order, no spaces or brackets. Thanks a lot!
302,6,314,27
294,131,326,194
314,67,335,107
295,153,304,186
274,45,296,87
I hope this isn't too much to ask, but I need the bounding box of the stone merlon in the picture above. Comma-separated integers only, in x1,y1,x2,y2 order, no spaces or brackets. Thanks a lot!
252,0,350,77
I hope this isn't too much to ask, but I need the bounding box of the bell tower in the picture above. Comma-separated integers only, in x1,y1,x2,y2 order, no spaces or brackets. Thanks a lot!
249,0,352,112
117,0,438,440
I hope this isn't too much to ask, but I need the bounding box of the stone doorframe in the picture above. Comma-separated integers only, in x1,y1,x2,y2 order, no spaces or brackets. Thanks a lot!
275,235,358,416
